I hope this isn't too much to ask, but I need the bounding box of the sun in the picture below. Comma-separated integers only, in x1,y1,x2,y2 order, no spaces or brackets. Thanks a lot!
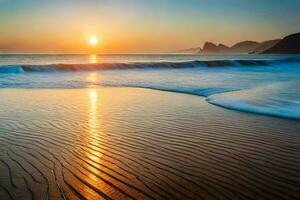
89,37,98,46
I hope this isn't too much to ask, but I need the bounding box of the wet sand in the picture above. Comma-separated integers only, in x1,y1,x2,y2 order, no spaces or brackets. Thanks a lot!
0,87,300,200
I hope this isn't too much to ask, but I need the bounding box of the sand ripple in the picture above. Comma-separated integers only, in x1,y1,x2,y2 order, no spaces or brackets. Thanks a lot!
0,88,300,200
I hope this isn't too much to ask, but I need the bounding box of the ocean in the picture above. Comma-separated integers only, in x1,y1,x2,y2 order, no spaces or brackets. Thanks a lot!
1,54,300,120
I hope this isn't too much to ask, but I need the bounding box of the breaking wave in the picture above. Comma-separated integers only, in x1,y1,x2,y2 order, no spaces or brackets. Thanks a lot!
0,57,300,73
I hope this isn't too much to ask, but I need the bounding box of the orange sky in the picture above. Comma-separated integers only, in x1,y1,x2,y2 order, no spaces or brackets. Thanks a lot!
0,0,299,53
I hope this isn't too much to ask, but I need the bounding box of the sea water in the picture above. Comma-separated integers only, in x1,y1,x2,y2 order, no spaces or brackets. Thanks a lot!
0,54,300,120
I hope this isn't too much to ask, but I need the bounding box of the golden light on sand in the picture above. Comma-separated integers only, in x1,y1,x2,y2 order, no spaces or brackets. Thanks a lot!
87,89,104,178
89,89,98,105
89,37,98,46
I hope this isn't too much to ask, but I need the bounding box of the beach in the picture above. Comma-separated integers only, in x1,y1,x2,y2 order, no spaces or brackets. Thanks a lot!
0,87,300,200
2,0,300,199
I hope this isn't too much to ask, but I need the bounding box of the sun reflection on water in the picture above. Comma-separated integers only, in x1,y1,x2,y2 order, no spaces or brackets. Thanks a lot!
89,54,98,64
87,72,100,87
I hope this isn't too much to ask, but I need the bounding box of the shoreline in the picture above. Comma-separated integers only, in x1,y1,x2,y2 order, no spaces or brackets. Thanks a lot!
2,86,299,122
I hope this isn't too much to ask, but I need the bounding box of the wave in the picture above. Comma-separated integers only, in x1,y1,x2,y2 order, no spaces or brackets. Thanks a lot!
207,97,300,120
206,82,300,120
0,65,24,73
1,57,300,73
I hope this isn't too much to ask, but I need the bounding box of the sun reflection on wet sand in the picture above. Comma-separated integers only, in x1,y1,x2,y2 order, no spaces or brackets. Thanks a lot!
89,89,98,107
88,89,102,153
87,89,103,182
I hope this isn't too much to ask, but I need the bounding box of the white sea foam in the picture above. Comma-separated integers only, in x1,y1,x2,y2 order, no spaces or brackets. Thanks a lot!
206,82,300,120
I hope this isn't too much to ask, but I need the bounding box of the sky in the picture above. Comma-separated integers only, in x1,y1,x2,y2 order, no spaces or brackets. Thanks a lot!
0,0,300,53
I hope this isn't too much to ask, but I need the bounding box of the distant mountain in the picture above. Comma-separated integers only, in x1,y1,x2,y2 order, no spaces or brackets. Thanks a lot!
229,41,260,53
217,44,230,52
173,47,201,53
200,41,259,54
251,39,281,54
262,33,300,54
174,32,300,54
202,42,218,52
201,42,229,53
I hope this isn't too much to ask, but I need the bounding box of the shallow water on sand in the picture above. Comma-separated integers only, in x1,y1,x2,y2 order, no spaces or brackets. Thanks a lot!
0,88,300,200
